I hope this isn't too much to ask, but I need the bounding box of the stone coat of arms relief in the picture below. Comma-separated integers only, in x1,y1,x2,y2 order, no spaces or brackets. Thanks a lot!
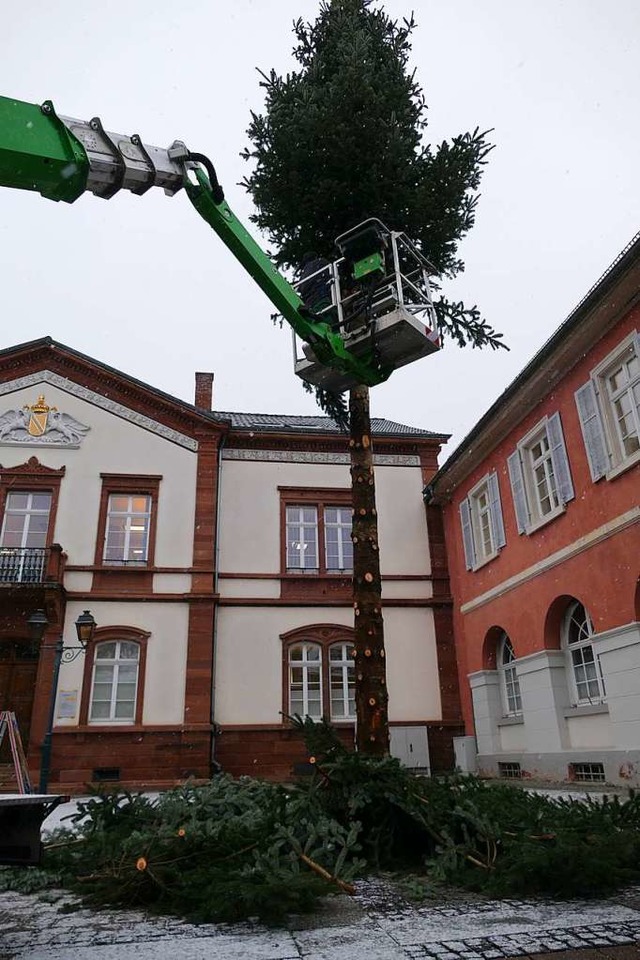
0,395,90,447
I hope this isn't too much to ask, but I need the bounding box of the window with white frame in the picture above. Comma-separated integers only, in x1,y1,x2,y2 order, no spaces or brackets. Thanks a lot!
286,506,319,572
498,632,522,717
459,472,506,570
575,331,640,480
103,494,152,565
288,640,355,720
0,492,53,583
324,507,353,573
289,642,323,718
507,413,574,534
89,640,140,722
329,642,356,719
0,491,52,550
563,600,605,704
285,501,352,574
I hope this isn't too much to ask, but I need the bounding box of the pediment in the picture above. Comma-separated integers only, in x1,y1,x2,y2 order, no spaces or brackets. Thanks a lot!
0,456,66,477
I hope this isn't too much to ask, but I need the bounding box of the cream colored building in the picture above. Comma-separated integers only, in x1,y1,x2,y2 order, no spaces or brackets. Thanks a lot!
0,339,219,792
211,412,460,779
0,338,459,791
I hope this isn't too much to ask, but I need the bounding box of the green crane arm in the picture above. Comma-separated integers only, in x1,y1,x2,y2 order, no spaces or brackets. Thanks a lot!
0,95,385,388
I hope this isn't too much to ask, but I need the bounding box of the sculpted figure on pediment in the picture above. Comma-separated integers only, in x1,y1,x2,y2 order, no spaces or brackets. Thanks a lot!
0,395,89,447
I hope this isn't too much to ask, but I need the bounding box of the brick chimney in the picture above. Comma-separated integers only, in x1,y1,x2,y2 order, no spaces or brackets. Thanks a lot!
194,372,214,411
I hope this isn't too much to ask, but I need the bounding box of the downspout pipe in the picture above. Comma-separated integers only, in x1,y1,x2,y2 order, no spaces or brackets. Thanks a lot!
210,429,226,774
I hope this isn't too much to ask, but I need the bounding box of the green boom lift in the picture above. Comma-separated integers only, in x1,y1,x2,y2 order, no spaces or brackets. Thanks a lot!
0,96,440,392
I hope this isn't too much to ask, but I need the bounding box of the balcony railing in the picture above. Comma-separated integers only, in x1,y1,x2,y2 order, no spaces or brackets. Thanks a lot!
0,548,49,584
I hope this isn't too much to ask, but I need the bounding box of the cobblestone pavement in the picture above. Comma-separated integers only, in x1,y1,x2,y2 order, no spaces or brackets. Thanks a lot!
1,879,640,959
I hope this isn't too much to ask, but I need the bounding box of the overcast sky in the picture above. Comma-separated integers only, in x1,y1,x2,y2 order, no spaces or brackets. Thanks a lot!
2,1,639,456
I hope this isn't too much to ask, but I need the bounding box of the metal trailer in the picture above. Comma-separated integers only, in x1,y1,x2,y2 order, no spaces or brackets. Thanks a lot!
0,793,70,866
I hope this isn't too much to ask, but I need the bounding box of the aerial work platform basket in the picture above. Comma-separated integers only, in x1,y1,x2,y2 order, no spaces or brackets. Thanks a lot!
293,219,441,393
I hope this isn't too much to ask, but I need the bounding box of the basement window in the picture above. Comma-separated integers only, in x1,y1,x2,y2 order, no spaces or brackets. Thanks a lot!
569,762,605,783
498,762,522,779
92,767,121,782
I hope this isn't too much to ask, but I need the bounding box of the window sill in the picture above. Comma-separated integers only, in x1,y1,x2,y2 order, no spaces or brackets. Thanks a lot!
87,720,137,726
497,715,524,727
564,702,609,718
606,448,640,481
472,550,500,572
525,504,565,535
283,571,353,578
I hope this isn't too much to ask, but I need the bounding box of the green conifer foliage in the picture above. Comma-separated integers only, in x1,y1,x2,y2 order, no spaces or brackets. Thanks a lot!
244,1,505,755
243,0,505,351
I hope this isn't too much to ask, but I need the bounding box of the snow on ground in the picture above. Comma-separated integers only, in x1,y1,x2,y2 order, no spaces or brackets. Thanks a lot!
0,788,637,958
2,875,640,959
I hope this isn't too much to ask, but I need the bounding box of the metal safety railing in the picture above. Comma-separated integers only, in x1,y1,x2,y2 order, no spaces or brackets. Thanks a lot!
292,230,439,346
0,548,49,584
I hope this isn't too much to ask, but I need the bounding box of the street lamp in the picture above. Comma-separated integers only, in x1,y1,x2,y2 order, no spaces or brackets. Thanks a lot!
74,610,97,647
27,609,49,644
35,609,97,794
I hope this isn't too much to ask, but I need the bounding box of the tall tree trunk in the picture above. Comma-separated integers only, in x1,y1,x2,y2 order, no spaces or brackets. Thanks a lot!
349,383,389,756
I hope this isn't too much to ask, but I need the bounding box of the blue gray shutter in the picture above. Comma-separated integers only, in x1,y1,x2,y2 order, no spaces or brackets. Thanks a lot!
487,471,506,548
507,450,529,534
547,412,574,504
575,381,609,481
459,498,476,570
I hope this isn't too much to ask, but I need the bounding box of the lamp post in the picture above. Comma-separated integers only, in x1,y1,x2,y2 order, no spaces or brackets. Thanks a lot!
31,609,97,794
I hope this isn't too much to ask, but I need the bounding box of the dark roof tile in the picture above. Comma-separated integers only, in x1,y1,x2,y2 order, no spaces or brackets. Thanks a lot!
211,411,446,439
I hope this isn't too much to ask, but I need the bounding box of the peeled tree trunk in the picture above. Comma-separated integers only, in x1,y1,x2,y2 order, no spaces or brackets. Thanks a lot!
349,384,390,756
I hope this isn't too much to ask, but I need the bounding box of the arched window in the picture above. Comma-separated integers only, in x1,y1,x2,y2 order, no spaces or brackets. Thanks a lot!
563,601,605,703
89,640,140,722
284,626,355,721
79,626,149,725
498,632,522,716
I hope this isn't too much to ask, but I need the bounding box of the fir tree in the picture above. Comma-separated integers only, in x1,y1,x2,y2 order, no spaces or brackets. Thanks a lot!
243,0,505,755
242,0,504,351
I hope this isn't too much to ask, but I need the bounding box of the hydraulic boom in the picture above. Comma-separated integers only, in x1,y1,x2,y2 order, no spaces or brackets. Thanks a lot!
0,95,385,389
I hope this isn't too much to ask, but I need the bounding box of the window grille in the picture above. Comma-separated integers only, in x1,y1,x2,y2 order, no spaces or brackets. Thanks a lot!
498,762,522,779
570,762,605,783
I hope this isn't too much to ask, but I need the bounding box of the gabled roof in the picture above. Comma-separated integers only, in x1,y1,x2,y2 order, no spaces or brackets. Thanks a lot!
0,336,221,437
0,337,445,443
427,230,640,500
211,411,447,440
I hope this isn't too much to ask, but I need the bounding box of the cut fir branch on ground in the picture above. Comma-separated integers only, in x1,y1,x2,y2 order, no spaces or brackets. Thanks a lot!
2,722,640,923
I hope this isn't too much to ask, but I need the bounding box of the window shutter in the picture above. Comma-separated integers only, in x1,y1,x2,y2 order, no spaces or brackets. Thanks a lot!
547,412,575,504
507,450,529,534
575,381,609,481
459,498,476,570
487,471,506,548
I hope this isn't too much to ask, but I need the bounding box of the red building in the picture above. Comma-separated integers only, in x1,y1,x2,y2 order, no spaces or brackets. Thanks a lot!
428,233,640,785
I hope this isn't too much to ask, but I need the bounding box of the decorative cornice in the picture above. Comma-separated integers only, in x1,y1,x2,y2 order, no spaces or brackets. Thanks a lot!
0,371,198,452
222,448,420,466
280,623,354,644
0,456,66,477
